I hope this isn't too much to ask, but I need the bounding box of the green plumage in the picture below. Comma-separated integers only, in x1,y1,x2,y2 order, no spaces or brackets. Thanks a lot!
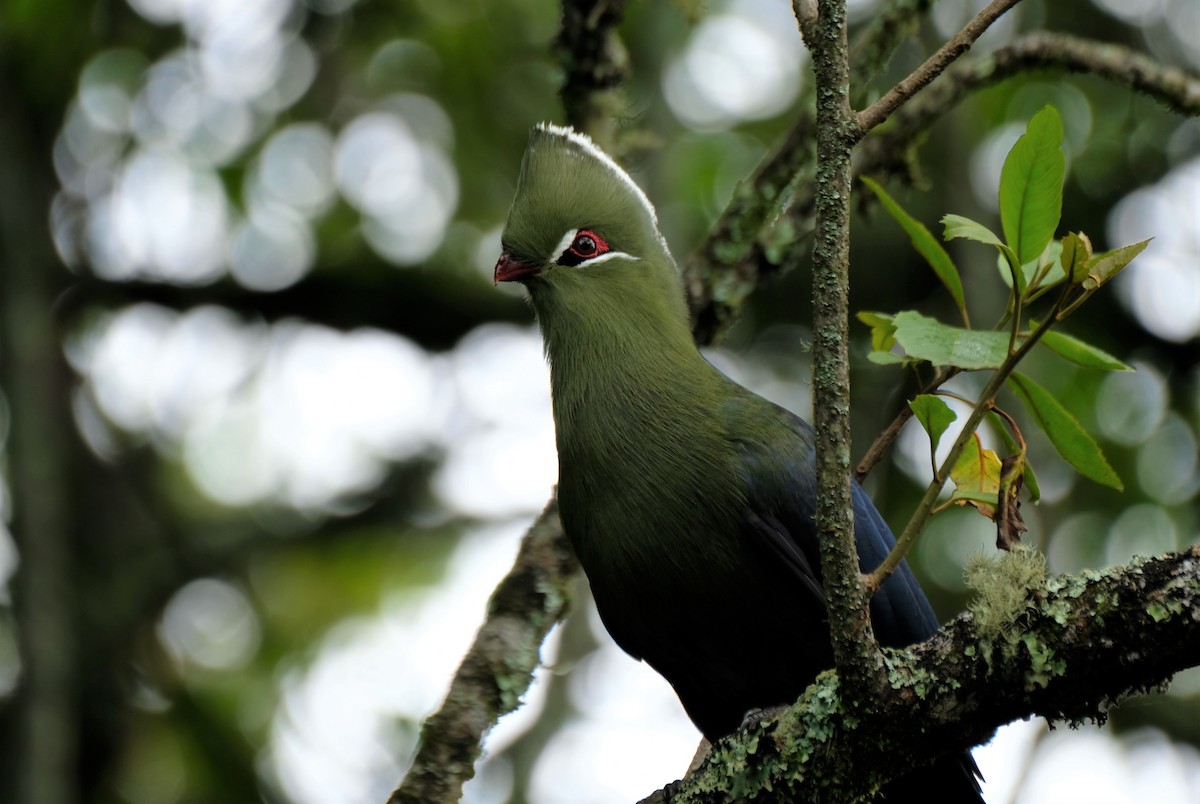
496,124,983,801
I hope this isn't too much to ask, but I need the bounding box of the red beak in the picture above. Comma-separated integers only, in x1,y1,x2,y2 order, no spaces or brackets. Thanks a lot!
494,252,542,284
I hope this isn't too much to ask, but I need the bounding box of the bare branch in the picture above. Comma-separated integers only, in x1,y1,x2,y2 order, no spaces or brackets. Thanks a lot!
987,31,1200,113
856,0,1026,136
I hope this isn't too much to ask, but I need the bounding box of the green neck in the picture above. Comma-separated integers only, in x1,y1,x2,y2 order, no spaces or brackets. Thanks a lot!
529,268,728,495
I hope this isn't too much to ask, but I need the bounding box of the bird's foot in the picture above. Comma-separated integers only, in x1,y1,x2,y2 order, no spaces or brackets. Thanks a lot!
739,704,789,731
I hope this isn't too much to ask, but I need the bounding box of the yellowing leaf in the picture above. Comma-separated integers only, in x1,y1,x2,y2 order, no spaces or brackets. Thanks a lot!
950,433,1002,516
996,453,1029,551
986,410,1041,503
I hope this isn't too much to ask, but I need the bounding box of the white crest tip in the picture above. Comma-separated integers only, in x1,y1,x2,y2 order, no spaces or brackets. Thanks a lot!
530,122,660,227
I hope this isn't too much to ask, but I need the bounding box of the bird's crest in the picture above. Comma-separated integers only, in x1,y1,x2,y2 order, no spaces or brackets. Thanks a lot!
503,124,671,267
531,123,660,228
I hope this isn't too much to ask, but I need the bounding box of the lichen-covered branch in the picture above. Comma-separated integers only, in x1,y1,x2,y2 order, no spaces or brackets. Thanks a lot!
648,547,1200,802
861,31,1200,174
388,500,576,804
801,0,887,702
687,0,951,345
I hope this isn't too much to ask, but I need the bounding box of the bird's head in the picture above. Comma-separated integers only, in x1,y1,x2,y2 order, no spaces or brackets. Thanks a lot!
494,124,681,315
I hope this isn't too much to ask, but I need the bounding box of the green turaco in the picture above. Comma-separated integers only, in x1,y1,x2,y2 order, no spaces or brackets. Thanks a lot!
495,123,983,801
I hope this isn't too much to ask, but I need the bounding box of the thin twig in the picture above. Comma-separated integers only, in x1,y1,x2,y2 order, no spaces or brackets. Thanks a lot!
854,366,960,482
856,0,1026,136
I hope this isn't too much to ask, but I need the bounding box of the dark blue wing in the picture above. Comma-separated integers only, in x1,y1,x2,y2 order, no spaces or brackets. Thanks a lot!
729,393,982,800
731,396,940,649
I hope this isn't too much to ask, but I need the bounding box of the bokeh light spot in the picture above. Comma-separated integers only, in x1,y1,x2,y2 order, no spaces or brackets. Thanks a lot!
1095,362,1168,446
664,2,804,130
159,578,262,671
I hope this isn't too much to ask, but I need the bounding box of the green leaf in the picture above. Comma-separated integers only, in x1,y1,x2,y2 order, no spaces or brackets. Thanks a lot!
986,410,1041,503
1061,232,1092,284
944,213,1022,287
892,311,1010,369
862,177,967,320
1007,372,1122,490
999,106,1065,266
1083,238,1152,290
857,311,897,352
909,394,957,454
1037,328,1132,371
858,312,913,366
943,214,1004,248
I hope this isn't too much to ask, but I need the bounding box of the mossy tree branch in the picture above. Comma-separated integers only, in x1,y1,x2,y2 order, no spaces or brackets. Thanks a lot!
387,501,576,804
556,0,630,152
800,0,888,701
647,547,1200,802
687,0,955,345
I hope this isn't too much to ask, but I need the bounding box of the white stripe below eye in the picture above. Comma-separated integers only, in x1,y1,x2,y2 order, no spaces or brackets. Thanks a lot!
574,250,637,267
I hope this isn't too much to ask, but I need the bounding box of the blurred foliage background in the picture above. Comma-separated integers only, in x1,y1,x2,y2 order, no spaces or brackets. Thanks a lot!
0,0,1198,802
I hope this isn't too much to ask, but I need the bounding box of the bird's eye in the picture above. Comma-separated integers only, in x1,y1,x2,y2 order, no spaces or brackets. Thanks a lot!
556,228,612,267
572,234,598,256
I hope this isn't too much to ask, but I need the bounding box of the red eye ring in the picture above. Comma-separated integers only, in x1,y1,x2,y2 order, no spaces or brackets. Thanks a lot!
569,229,609,260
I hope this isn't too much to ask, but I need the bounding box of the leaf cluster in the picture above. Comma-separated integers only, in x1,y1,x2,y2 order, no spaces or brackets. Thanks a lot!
859,106,1148,559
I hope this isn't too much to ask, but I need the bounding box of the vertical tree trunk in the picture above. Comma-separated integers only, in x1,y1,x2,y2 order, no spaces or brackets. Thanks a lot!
0,80,81,804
